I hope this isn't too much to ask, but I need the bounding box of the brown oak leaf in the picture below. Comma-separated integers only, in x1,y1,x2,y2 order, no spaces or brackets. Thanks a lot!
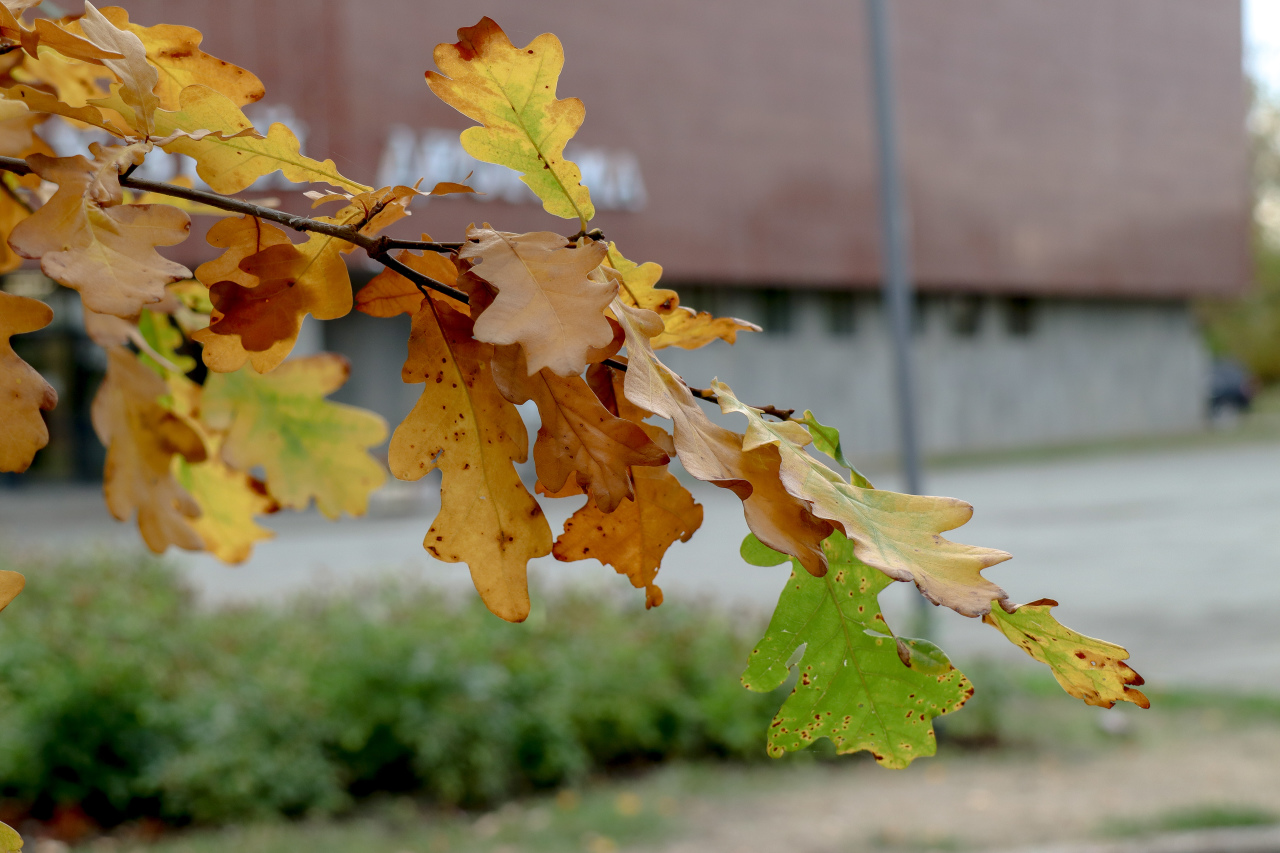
459,226,615,376
8,150,191,319
612,299,833,576
491,343,668,513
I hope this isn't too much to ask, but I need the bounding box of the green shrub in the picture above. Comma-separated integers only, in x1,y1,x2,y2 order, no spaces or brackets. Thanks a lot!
0,554,778,825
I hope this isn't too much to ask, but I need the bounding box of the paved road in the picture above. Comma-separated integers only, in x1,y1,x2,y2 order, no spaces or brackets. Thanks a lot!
3,438,1279,690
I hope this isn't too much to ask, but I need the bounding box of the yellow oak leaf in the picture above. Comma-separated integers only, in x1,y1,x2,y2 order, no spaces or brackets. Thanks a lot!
426,17,594,224
78,2,158,136
611,300,834,576
161,372,274,564
0,182,31,273
607,245,760,350
0,819,20,853
0,569,22,613
0,3,122,64
551,366,702,608
985,599,1150,709
0,291,57,473
356,246,460,318
191,214,351,374
8,150,192,318
91,346,206,553
491,343,669,513
85,6,264,109
0,98,53,187
459,226,615,376
172,448,275,564
12,45,115,108
388,296,552,623
200,354,387,519
3,83,125,135
712,380,1010,618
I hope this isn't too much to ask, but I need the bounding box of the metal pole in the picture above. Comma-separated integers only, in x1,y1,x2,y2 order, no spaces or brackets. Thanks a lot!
865,0,930,637
865,0,922,497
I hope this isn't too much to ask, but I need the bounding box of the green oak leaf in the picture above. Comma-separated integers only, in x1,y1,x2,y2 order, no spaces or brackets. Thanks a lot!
743,530,973,768
138,309,195,375
800,409,873,488
200,354,387,519
740,532,789,566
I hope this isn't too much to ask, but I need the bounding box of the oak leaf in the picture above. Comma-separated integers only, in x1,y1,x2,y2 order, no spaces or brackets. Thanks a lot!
92,84,366,193
0,290,56,473
460,226,615,376
607,245,760,350
191,215,351,374
427,17,594,223
8,150,192,318
91,346,206,553
985,599,1149,709
0,182,30,274
549,365,701,607
0,821,16,853
200,354,388,519
356,244,460,318
714,380,1010,618
78,1,158,135
3,84,124,135
743,530,973,767
0,2,122,64
388,296,551,623
491,343,668,513
84,6,265,109
612,299,833,575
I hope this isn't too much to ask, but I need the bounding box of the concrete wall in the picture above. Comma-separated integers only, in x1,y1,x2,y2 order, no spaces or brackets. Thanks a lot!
323,291,1211,460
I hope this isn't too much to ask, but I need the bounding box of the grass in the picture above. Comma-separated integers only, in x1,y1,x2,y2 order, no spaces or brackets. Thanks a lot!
1100,804,1279,838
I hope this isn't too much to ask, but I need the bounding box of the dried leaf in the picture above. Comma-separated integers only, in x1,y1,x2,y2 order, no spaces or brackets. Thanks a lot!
192,215,351,374
388,296,551,622
0,290,56,473
985,599,1149,709
78,1,158,135
201,354,388,519
743,530,973,767
0,3,123,64
460,226,615,376
427,16,594,223
3,83,124,135
713,380,1010,618
552,369,701,611
612,299,833,575
86,6,264,109
427,180,476,196
491,343,668,513
356,245,459,318
0,182,31,273
607,245,759,350
91,346,206,552
9,150,192,318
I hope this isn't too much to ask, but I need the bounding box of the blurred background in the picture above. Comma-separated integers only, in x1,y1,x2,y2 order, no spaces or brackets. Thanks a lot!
3,1,1280,851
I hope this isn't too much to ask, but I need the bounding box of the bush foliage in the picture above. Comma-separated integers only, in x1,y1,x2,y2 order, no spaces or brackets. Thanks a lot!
0,555,777,826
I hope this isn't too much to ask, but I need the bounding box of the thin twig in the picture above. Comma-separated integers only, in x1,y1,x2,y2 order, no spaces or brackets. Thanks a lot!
0,154,797,421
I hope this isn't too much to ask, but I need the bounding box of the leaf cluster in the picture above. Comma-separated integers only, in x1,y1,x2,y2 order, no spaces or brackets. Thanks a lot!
0,2,1147,780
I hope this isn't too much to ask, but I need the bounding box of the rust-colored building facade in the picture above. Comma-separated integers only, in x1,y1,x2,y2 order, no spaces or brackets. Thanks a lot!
9,0,1252,472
